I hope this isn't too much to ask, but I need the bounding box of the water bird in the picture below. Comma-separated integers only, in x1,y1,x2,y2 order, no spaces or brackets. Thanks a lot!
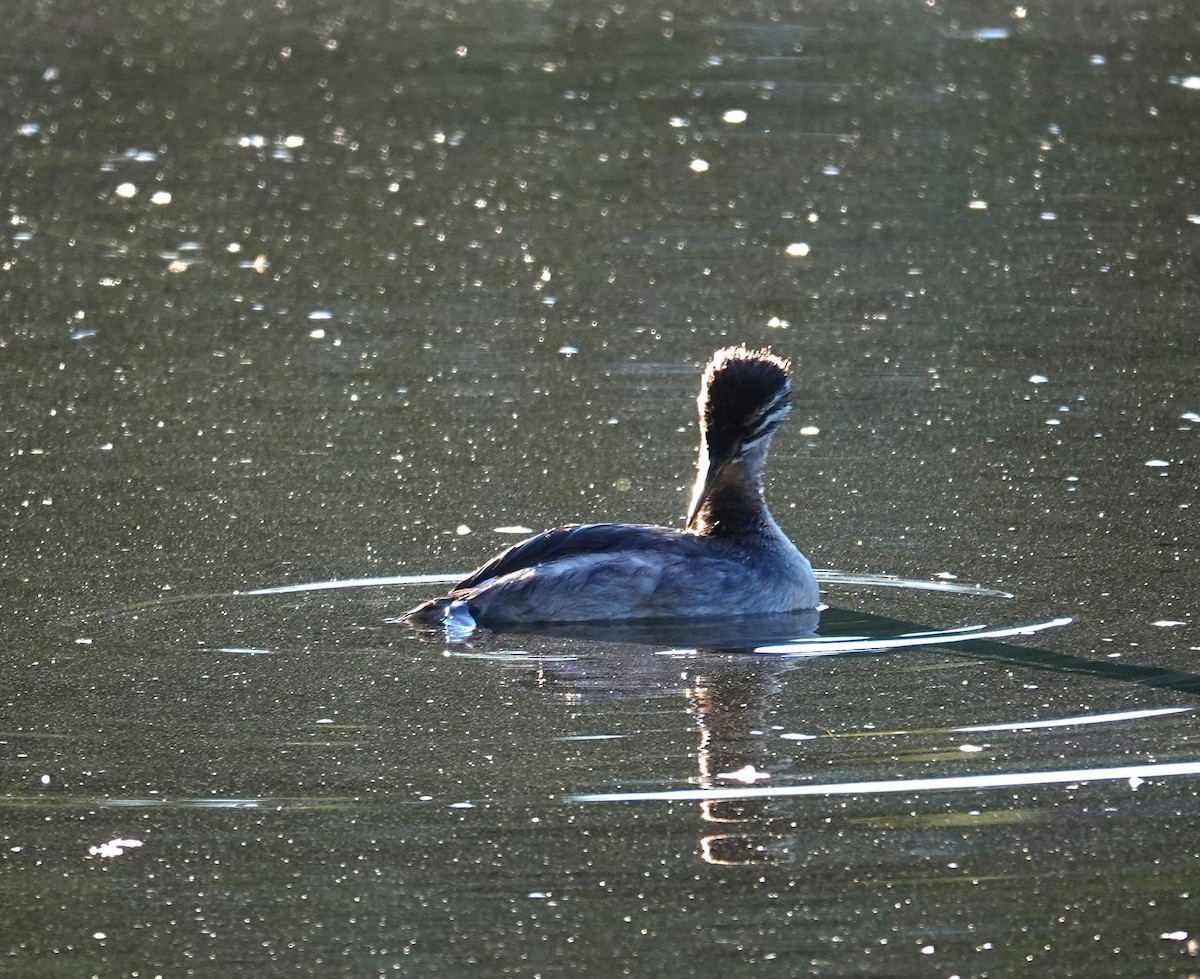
405,345,818,627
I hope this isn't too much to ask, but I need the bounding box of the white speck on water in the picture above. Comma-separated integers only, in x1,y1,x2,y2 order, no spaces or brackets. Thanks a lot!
118,148,157,163
689,158,710,173
93,932,106,941
74,637,93,645
114,182,137,198
1029,374,1050,384
43,67,60,81
1152,620,1187,628
40,774,50,785
718,765,770,784
767,315,790,328
284,135,304,148
971,26,1009,40
558,345,578,356
785,242,810,257
449,801,476,809
71,327,97,340
1090,53,1107,66
1045,418,1062,426
822,165,840,176
308,329,326,339
668,116,689,128
921,944,936,955
307,310,333,320
150,190,172,205
780,732,817,741
1040,211,1057,220
722,109,748,124
456,524,471,536
799,425,820,436
495,526,534,535
1145,459,1170,467
316,718,334,725
1129,775,1144,790
968,199,988,210
559,733,625,741
935,572,959,580
959,744,984,753
1174,76,1200,90
1162,931,1190,941
18,121,41,136
88,838,142,859
1181,411,1200,423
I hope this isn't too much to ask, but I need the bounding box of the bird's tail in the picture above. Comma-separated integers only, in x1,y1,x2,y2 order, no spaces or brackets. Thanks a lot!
401,597,453,625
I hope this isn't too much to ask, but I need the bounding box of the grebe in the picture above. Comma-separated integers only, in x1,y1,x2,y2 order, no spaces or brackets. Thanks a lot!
405,345,819,627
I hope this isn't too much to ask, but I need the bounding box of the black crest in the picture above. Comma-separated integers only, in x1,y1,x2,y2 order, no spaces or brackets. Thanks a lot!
699,346,792,455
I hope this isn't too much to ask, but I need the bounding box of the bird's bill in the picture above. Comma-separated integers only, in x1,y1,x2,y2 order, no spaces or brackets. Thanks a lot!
685,448,734,530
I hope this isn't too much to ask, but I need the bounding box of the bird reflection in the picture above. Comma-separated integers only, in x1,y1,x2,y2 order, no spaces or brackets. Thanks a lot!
687,661,795,865
474,611,821,866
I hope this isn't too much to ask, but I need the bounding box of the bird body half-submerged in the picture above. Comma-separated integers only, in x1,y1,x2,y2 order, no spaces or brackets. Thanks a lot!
405,346,819,627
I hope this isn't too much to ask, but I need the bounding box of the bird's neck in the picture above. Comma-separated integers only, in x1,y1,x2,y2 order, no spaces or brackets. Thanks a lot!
691,459,773,538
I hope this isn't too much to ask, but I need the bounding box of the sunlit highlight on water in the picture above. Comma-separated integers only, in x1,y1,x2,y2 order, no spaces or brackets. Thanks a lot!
571,759,1200,805
242,568,1014,599
751,617,1072,657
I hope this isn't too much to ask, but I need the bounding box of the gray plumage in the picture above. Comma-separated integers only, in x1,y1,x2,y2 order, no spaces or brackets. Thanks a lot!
405,345,818,626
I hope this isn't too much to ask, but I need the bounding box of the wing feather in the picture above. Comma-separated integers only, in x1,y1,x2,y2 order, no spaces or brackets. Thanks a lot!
453,523,701,590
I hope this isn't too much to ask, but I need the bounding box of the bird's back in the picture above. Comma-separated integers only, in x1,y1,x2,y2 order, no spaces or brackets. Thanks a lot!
405,522,817,626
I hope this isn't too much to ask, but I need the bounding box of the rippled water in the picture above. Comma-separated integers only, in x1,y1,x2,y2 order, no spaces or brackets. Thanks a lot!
3,0,1198,975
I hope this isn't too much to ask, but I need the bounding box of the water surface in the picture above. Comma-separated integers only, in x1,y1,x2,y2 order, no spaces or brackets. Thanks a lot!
3,1,1197,975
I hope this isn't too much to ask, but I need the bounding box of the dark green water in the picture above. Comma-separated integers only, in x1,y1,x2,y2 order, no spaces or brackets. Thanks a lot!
2,1,1197,975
